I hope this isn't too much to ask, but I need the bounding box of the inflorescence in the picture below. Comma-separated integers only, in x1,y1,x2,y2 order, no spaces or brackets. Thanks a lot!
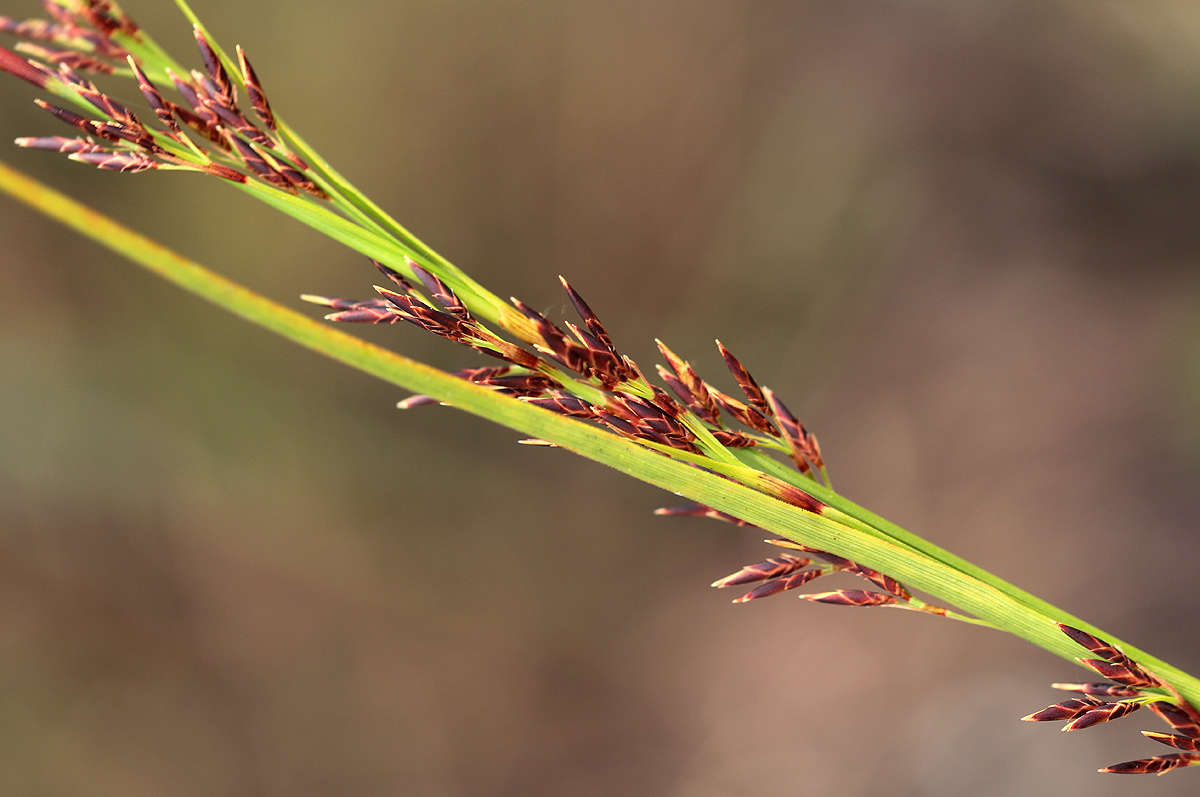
1,0,324,193
2,0,1197,777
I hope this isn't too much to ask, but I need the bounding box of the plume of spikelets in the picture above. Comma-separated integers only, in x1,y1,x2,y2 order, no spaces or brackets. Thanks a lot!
304,261,831,483
1021,624,1200,776
0,1,323,194
654,503,964,617
307,262,965,623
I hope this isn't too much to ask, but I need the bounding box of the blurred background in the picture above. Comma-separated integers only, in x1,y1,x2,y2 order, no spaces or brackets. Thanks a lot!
2,1,1199,794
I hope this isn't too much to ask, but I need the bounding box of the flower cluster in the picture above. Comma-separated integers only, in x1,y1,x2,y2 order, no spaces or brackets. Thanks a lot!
1023,624,1200,776
1,0,322,194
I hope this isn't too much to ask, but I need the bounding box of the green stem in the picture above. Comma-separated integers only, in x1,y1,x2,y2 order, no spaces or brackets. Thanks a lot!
3,158,1197,709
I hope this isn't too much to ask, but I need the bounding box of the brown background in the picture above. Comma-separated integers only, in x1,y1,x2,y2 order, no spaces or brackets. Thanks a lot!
2,1,1199,794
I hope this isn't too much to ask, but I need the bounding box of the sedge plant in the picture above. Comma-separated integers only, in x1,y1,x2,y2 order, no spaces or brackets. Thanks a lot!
1,0,1198,777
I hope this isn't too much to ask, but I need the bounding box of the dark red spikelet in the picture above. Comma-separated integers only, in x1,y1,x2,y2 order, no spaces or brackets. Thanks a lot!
1148,702,1200,738
709,429,757,448
201,162,246,182
71,81,139,126
33,98,93,134
1062,700,1142,732
128,56,184,138
90,120,156,150
1079,658,1161,688
1100,753,1200,776
1050,682,1141,698
236,45,276,131
325,307,402,324
0,43,51,88
411,264,469,319
1058,624,1126,662
509,297,591,376
801,589,896,607
844,564,911,600
370,259,416,292
229,136,293,190
559,277,621,362
15,42,114,74
762,386,824,474
524,393,596,419
711,554,811,589
767,480,824,514
1059,624,1162,687
192,26,234,106
731,567,825,604
655,340,721,424
15,136,104,153
197,78,271,144
715,340,775,417
708,386,777,435
1021,696,1106,723
1143,732,1200,752
70,151,158,173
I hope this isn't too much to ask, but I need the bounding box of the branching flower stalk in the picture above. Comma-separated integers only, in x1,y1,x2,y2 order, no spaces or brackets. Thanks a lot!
1,0,1198,776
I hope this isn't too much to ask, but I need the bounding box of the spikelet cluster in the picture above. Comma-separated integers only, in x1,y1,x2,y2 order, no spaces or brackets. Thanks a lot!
1022,624,1200,776
304,261,828,479
5,6,1197,782
1,1,322,193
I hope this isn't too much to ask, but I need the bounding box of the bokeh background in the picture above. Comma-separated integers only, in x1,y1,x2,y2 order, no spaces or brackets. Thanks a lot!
2,1,1199,794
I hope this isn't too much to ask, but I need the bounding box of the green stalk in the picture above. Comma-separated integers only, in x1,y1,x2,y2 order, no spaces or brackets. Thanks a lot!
3,158,1197,709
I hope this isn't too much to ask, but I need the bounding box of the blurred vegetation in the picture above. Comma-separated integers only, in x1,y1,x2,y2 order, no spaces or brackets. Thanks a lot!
1,1,1199,794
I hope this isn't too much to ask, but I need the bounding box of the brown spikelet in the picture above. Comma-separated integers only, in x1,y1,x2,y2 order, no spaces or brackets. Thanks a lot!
715,340,772,418
14,42,114,74
655,340,721,424
559,277,620,361
68,150,157,173
523,392,597,419
33,98,92,133
1148,701,1200,738
762,386,822,474
596,412,639,437
1143,732,1200,752
1099,753,1200,776
709,429,757,448
708,385,777,435
711,554,811,589
14,135,104,153
324,306,402,324
236,44,276,131
758,477,824,514
229,134,294,190
1062,700,1142,732
196,76,271,145
801,589,897,607
1050,682,1142,698
1058,624,1126,663
1021,696,1106,723
192,26,234,106
200,162,247,183
731,567,826,603
843,563,911,600
1078,658,1161,689
411,264,469,319
509,297,592,376
127,56,184,138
